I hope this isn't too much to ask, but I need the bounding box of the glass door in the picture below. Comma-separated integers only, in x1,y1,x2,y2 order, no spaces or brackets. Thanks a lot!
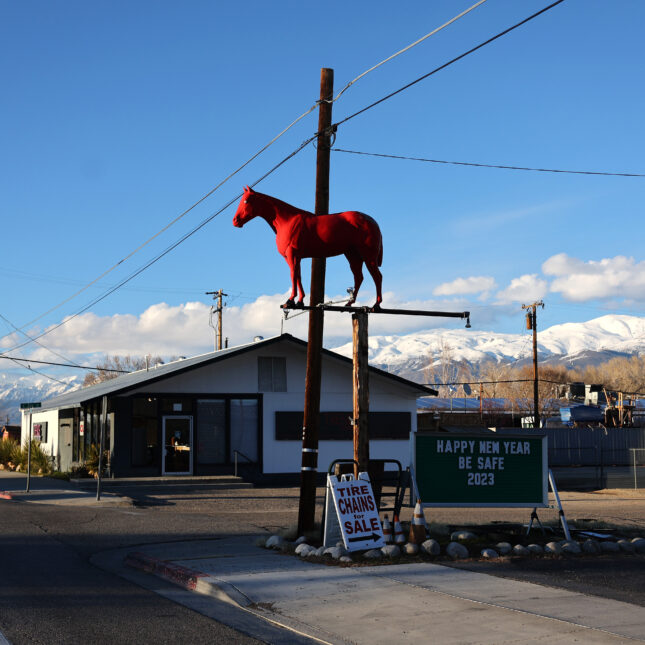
162,416,193,475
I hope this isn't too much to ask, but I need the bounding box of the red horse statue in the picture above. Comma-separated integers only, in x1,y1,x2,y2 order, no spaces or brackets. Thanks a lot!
233,186,383,308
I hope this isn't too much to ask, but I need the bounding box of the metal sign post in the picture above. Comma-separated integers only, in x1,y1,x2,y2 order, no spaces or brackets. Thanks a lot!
96,396,107,501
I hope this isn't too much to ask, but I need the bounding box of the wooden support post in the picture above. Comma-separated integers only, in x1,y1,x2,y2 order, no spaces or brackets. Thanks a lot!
298,67,334,534
353,311,369,476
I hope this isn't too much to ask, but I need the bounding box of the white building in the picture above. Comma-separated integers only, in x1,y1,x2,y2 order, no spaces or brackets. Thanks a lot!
21,334,434,478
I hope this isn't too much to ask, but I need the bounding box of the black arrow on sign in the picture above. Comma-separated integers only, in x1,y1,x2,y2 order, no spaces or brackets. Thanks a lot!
348,533,381,543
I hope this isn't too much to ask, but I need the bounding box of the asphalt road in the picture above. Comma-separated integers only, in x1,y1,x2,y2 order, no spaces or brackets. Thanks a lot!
1,475,644,644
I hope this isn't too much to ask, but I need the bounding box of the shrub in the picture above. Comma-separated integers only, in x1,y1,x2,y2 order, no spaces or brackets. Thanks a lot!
0,439,19,467
85,444,109,478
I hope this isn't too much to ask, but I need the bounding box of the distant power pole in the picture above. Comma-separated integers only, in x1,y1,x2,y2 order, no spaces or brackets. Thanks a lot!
522,301,544,429
206,289,228,351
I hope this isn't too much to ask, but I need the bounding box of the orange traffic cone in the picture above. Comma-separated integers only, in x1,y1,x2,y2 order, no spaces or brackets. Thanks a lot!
408,499,428,544
382,514,393,543
393,514,406,544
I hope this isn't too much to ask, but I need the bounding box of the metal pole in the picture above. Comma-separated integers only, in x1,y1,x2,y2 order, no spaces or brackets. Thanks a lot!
96,396,107,501
298,67,334,535
26,412,32,493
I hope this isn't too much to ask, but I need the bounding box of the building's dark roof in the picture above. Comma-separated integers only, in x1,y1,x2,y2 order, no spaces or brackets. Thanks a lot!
32,334,436,412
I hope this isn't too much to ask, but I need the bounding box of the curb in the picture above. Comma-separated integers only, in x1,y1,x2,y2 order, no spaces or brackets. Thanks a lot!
124,552,208,590
124,551,253,607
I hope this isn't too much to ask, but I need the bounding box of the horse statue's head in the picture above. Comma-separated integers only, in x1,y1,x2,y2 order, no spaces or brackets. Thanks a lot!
233,186,259,228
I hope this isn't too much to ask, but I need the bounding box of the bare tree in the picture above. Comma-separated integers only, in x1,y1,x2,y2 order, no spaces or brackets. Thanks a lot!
83,354,164,386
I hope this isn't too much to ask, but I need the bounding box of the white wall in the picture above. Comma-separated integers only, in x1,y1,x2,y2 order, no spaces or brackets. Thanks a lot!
20,409,59,463
260,341,421,474
116,337,424,474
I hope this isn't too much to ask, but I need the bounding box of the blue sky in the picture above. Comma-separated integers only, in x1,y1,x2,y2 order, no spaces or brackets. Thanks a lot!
1,0,644,379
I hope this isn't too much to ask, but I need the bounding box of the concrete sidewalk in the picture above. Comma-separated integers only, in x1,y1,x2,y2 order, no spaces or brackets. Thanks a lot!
0,470,131,506
122,537,645,644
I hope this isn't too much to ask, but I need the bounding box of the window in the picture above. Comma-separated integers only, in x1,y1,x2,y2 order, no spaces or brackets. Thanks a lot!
230,399,258,462
132,396,159,467
196,400,226,464
32,422,48,442
258,357,287,392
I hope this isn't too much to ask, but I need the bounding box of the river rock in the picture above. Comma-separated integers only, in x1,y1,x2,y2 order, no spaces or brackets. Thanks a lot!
403,542,419,555
582,539,601,554
446,541,469,560
295,543,314,556
527,544,543,554
339,556,353,563
381,544,401,558
265,535,285,549
481,548,499,559
600,541,620,553
324,546,346,559
421,539,441,556
294,535,307,545
363,548,383,560
545,541,563,555
631,537,645,554
512,544,531,556
451,530,478,542
617,539,635,554
495,542,512,555
561,541,581,555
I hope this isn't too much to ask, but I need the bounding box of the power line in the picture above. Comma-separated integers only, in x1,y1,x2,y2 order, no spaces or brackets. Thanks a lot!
334,0,566,129
0,355,129,373
0,135,316,356
332,148,645,178
5,357,68,386
333,0,488,101
0,311,83,369
4,3,484,345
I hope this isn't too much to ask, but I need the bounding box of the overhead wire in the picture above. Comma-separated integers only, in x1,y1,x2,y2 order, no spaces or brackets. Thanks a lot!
2,0,490,348
0,135,317,355
0,355,128,373
331,148,645,178
0,311,83,369
333,0,566,129
333,0,488,101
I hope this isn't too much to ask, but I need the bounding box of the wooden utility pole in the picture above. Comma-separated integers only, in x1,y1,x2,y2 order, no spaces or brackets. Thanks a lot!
352,311,369,475
298,68,334,534
206,289,227,350
522,301,544,429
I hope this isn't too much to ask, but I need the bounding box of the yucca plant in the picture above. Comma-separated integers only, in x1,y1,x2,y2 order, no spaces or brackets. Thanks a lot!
0,439,19,468
85,443,109,478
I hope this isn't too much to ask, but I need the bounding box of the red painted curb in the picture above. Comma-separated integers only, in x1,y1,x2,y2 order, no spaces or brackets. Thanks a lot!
125,551,207,590
0,492,13,500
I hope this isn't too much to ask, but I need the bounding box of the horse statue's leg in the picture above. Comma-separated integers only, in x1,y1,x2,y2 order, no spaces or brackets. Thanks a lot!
365,259,383,309
344,251,364,306
283,249,299,308
294,257,306,307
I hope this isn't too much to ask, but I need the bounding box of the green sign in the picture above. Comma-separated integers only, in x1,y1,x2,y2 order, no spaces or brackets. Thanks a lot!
413,432,548,508
20,402,41,410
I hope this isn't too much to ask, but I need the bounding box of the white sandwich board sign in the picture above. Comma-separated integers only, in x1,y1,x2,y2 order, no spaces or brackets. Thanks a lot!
324,473,385,552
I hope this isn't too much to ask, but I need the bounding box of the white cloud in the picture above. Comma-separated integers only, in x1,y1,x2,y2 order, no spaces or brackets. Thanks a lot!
495,274,548,304
433,276,497,297
9,291,490,363
543,253,645,302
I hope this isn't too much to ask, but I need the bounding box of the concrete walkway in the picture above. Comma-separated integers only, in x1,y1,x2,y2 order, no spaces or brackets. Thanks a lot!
122,537,645,644
0,470,131,506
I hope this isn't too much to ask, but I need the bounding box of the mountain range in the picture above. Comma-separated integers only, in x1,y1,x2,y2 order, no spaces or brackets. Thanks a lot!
331,314,645,382
1,315,643,423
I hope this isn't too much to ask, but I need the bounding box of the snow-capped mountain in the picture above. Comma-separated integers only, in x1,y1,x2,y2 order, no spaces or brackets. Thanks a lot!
0,374,81,424
1,315,642,423
330,315,645,382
